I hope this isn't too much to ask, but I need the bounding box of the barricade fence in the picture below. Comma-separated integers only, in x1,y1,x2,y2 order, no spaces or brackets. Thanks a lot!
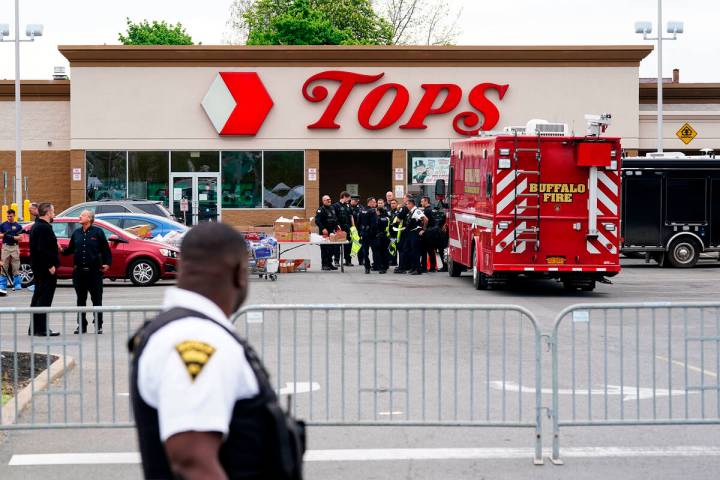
1,302,720,466
550,302,720,464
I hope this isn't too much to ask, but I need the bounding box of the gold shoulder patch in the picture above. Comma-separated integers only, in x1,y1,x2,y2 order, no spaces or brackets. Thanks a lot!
175,340,216,381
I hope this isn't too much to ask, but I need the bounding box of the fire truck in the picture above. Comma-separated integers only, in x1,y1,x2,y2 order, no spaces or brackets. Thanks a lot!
436,116,622,291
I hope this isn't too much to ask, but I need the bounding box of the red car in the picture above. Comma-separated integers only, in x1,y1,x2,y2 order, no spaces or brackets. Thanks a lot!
8,218,179,287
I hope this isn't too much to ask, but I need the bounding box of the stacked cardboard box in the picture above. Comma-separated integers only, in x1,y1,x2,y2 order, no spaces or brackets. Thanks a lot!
292,217,311,242
273,218,293,242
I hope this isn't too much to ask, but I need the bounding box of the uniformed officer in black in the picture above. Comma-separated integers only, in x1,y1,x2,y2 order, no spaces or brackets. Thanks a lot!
374,206,390,274
357,197,378,274
315,195,339,271
393,195,412,273
420,196,438,272
62,209,112,334
387,198,400,266
349,195,363,265
405,197,428,275
332,191,354,267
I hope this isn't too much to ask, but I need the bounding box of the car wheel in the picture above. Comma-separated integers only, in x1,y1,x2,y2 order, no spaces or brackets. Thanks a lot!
666,237,700,268
129,258,159,286
19,262,34,287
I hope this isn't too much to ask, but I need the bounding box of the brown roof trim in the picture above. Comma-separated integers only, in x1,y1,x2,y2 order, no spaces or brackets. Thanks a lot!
0,80,70,101
58,45,653,67
639,82,720,104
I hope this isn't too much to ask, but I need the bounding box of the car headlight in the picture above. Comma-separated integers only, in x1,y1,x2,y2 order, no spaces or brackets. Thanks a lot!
159,248,178,258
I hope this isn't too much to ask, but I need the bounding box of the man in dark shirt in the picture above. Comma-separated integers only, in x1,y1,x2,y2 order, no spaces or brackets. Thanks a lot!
62,210,112,334
315,195,339,271
0,208,23,293
420,196,438,273
29,203,60,336
332,191,354,267
357,197,378,274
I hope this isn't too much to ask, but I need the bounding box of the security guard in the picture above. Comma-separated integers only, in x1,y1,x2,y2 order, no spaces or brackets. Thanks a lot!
315,195,339,271
332,191,354,267
405,197,428,275
62,210,112,334
129,223,304,479
357,197,377,274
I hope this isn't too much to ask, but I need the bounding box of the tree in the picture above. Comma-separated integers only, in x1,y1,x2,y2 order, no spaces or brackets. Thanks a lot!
379,0,462,45
228,0,393,45
118,18,194,45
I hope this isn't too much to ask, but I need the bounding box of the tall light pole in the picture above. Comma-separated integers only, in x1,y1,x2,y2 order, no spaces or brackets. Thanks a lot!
0,0,43,221
635,0,683,155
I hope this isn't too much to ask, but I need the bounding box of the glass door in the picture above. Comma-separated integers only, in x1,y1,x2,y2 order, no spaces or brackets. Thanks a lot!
171,174,220,226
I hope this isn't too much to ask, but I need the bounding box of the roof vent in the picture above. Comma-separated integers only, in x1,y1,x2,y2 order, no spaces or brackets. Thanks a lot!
526,119,569,136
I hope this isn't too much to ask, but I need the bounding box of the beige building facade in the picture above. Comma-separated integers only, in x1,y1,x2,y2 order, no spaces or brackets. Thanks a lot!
1,45,718,225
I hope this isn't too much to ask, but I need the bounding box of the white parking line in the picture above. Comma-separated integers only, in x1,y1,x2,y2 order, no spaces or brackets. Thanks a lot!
9,446,720,465
656,355,718,378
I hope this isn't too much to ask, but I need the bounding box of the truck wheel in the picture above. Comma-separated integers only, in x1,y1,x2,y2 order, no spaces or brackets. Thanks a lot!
472,249,489,290
448,254,462,277
666,237,700,268
581,280,596,292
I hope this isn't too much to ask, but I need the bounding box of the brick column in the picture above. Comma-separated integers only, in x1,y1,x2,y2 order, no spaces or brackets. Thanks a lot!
70,150,85,206
305,150,319,220
392,149,407,198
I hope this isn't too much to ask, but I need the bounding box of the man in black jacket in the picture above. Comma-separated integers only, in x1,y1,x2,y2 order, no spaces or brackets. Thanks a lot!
29,203,60,336
62,210,112,334
332,191,354,267
315,195,339,271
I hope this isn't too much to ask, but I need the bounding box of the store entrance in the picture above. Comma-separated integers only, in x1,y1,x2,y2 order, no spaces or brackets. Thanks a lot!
319,151,392,204
169,174,220,226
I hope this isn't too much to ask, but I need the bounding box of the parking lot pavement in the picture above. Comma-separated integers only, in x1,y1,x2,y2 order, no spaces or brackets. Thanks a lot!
1,259,719,479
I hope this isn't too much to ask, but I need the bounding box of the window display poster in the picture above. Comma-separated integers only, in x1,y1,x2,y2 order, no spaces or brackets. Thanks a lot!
173,188,183,201
394,185,404,199
411,157,450,184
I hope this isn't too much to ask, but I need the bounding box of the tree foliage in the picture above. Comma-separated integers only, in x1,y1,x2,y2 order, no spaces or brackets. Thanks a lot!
379,0,462,45
229,0,393,45
118,18,194,45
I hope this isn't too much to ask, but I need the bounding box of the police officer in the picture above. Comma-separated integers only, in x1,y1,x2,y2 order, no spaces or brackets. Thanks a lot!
0,208,23,293
349,195,363,265
129,223,304,479
387,198,400,267
332,191,354,267
434,203,449,272
315,195,339,271
420,196,438,273
357,197,378,274
62,210,112,334
393,195,412,274
375,205,390,274
406,197,428,275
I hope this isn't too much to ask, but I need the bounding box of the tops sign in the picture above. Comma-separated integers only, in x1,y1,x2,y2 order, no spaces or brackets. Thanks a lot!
202,70,509,136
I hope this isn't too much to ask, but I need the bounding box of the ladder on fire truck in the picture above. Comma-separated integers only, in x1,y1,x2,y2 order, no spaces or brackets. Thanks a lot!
511,133,542,251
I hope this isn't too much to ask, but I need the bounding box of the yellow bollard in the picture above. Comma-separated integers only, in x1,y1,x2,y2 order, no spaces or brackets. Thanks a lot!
10,203,18,216
23,199,30,222
1,205,7,223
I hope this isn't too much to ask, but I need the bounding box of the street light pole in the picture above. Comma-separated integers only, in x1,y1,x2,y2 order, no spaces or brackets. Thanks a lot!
635,1,683,156
656,0,663,154
14,0,22,216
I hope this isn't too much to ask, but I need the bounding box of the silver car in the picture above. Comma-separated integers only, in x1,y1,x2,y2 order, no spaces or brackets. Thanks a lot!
59,200,173,219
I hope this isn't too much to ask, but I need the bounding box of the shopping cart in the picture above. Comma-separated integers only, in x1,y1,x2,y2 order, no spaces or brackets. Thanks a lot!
246,235,279,281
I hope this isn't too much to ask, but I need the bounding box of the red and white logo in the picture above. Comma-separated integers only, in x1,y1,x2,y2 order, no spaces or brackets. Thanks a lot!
201,72,274,136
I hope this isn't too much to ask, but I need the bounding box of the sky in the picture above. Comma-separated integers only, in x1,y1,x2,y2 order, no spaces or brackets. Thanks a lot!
0,0,718,82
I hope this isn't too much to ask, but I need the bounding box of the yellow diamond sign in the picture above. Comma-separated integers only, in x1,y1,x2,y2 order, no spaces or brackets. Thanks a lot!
676,122,697,145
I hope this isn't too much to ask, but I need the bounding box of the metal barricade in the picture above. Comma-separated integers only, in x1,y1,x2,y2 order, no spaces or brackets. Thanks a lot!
550,302,720,464
234,304,545,464
0,306,159,430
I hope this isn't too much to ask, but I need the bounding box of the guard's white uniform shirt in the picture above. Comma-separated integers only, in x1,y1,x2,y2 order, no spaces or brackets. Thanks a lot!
137,288,260,442
409,207,426,230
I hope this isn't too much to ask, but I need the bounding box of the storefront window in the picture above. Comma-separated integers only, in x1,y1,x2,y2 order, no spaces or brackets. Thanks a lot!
263,151,304,208
221,152,263,208
171,151,220,172
86,151,127,201
128,151,170,205
407,150,450,199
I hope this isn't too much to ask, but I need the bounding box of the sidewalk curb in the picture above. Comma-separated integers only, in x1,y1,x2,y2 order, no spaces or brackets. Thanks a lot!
1,354,76,426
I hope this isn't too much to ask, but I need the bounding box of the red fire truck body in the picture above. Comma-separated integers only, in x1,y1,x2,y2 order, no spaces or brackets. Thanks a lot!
445,133,622,291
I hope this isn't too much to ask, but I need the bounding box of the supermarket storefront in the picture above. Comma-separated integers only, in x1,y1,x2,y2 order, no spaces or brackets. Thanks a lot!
1,45,665,224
